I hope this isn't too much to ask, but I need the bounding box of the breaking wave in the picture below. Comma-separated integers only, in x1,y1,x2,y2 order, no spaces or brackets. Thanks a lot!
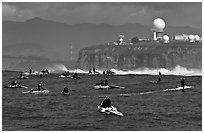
42,64,201,76
110,65,202,76
44,64,68,73
69,65,201,76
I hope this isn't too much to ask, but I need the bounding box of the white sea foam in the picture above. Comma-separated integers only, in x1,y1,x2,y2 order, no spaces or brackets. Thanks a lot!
45,64,201,76
68,69,90,74
44,64,68,73
109,65,201,76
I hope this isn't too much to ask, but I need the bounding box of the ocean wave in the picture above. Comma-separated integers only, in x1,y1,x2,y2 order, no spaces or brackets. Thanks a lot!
69,65,201,76
42,63,201,76
110,65,202,76
43,64,68,73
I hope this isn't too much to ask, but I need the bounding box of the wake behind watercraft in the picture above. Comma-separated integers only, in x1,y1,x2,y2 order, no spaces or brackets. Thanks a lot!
4,85,28,89
22,89,50,94
93,84,125,89
97,105,124,116
162,85,192,92
59,75,72,78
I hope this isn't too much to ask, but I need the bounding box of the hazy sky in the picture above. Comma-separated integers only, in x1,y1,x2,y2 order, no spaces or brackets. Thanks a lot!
2,2,202,28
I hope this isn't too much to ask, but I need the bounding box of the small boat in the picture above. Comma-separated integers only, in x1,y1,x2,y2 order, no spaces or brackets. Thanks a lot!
93,85,110,89
98,105,124,116
162,85,192,92
23,72,38,76
62,91,70,95
59,75,72,78
4,85,28,89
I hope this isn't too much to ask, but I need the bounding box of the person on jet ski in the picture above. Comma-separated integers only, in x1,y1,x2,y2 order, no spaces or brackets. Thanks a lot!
9,81,19,87
89,69,92,74
37,82,45,91
96,79,107,86
180,78,188,89
104,79,109,86
45,69,49,74
157,77,161,83
29,68,32,74
62,86,70,94
155,71,162,83
95,80,102,86
93,68,96,74
64,71,70,76
101,96,112,108
106,70,110,75
19,72,24,77
73,72,80,79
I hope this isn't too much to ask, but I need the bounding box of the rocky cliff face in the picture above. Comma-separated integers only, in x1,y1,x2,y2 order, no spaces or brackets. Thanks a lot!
75,42,202,70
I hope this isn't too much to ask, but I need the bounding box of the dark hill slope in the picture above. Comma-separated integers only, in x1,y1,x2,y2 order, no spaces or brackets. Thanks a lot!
3,17,201,61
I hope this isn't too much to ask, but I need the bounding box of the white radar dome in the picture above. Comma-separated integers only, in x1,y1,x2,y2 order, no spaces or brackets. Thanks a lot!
194,35,200,41
189,35,195,40
163,35,169,41
153,18,166,30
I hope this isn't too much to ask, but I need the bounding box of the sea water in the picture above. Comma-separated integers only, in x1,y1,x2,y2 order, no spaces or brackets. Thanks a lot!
2,69,202,131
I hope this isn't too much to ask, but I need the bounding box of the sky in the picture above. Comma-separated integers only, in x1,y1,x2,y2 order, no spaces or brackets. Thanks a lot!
2,2,202,28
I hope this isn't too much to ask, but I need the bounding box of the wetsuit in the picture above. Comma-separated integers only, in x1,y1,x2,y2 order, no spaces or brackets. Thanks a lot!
157,77,161,83
29,68,32,74
93,68,96,74
65,71,69,76
10,81,18,87
89,69,92,74
20,72,24,77
104,80,109,86
37,83,44,91
63,87,69,93
181,79,186,89
101,98,111,108
45,69,49,74
73,73,78,79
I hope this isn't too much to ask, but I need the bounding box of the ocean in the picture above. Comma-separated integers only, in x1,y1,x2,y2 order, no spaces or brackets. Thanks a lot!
2,69,202,131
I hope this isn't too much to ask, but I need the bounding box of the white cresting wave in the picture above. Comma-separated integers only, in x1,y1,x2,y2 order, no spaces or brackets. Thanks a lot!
43,64,68,73
42,64,201,76
69,65,201,76
80,86,192,98
110,65,202,76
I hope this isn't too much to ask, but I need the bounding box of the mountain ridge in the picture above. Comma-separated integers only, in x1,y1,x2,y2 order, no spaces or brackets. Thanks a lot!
3,17,202,62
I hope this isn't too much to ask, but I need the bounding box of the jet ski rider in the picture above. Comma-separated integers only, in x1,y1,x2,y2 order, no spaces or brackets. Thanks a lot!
9,81,19,87
180,78,188,89
63,86,69,94
101,96,112,108
37,82,45,91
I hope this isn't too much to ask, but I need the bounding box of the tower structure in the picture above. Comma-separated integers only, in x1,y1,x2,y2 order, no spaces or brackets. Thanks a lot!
152,18,166,41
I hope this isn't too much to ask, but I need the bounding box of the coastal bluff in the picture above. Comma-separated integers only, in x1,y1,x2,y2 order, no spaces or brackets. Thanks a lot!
75,42,202,70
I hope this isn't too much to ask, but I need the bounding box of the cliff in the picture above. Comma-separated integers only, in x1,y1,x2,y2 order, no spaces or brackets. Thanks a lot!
75,42,202,70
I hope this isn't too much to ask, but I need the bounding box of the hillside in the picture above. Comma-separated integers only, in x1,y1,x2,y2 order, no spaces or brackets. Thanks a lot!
3,17,201,71
3,17,201,61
